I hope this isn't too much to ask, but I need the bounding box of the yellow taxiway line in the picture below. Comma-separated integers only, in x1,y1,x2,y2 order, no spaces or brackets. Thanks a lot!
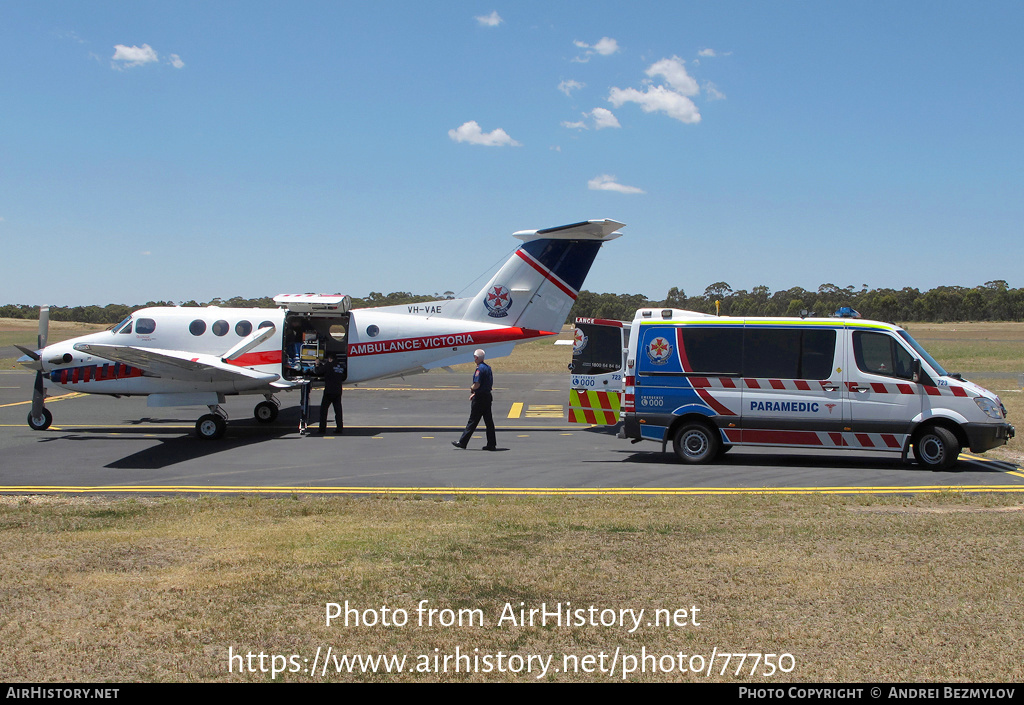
2,484,1024,496
0,392,84,408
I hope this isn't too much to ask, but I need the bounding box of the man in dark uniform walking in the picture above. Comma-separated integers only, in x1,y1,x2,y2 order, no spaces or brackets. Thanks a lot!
452,348,497,450
313,352,346,435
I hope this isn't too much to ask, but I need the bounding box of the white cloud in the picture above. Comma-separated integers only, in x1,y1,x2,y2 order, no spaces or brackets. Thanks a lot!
168,54,185,69
561,107,620,131
111,43,158,68
573,36,620,62
704,81,726,101
590,107,620,129
475,11,503,27
558,79,585,96
698,48,732,58
448,121,521,147
645,56,698,96
607,56,707,124
588,175,645,194
608,84,701,124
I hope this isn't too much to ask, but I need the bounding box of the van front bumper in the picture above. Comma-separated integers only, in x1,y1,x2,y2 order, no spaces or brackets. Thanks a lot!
965,422,1015,453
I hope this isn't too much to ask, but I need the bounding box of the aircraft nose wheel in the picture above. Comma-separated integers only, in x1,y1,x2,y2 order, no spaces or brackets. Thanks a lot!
196,414,227,440
27,408,53,431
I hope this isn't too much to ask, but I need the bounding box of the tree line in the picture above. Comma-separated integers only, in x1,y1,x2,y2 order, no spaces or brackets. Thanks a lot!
2,281,1022,324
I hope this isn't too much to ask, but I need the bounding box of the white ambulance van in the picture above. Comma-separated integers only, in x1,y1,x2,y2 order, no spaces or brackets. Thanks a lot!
621,308,1014,470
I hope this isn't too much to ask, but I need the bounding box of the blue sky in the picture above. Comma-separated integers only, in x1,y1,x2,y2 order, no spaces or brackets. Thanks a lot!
2,1,1022,306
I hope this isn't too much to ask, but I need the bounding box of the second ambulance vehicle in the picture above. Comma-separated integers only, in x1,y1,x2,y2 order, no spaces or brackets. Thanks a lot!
620,308,1014,470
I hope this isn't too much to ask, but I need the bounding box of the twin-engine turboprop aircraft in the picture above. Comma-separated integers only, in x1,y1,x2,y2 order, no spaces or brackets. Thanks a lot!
17,219,624,439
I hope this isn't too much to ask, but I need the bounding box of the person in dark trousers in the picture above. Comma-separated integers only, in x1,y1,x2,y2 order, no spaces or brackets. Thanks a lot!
313,352,346,435
453,348,497,450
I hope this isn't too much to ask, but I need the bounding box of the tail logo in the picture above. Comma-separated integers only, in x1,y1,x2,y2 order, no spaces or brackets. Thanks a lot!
484,285,513,318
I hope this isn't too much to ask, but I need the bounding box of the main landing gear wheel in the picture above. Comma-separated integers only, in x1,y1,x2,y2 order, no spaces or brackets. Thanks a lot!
254,401,279,424
196,414,227,440
27,408,53,431
672,422,719,464
913,426,960,471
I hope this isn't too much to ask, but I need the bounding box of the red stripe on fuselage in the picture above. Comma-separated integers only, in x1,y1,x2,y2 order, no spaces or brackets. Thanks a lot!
225,350,283,367
347,327,553,357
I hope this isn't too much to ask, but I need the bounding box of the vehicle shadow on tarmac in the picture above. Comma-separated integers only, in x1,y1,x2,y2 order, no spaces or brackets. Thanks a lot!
602,448,1010,475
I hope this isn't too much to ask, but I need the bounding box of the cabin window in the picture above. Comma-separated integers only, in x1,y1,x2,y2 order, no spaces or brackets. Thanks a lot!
366,325,380,338
258,320,274,329
136,318,156,335
189,320,207,336
212,320,230,336
235,320,253,336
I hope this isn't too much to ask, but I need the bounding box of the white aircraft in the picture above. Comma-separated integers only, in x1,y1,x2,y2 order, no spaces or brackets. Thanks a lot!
17,219,624,439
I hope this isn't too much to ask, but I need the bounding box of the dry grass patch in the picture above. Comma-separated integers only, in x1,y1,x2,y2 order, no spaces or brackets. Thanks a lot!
1,494,1023,682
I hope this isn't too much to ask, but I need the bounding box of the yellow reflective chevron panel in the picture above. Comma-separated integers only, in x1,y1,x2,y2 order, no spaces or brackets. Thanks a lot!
568,389,622,425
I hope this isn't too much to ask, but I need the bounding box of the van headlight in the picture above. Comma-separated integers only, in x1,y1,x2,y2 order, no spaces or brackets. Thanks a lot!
975,397,1004,419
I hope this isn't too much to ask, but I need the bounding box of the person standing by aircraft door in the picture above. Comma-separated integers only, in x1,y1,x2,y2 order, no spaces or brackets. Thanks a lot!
313,352,346,435
453,348,497,450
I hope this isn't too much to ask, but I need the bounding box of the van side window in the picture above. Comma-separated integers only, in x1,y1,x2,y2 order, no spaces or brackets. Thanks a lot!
853,331,914,379
677,327,743,375
744,328,836,380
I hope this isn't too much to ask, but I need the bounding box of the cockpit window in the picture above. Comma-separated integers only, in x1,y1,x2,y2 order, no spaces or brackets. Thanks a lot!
136,318,156,335
118,320,133,334
111,316,132,334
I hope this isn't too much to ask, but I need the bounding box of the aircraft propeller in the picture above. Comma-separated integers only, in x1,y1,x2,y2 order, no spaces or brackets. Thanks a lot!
17,307,53,430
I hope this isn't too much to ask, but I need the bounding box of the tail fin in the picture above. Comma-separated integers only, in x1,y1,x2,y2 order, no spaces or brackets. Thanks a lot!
460,219,624,331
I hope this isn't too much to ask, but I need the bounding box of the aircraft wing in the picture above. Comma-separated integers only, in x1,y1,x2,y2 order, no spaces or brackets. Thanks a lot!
72,343,280,384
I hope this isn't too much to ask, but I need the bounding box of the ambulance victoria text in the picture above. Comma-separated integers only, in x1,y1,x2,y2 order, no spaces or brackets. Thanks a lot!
617,308,1014,469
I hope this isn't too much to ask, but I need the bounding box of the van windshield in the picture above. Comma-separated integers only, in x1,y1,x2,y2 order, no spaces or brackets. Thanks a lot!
897,330,948,377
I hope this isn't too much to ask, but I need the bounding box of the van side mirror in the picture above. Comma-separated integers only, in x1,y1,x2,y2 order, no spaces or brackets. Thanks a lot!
911,359,921,383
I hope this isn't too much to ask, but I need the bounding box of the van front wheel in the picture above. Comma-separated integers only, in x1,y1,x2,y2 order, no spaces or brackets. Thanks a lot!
913,426,960,471
673,422,719,464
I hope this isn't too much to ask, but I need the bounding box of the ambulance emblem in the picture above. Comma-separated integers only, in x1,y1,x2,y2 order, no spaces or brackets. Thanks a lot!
645,336,673,365
483,285,513,318
572,327,589,356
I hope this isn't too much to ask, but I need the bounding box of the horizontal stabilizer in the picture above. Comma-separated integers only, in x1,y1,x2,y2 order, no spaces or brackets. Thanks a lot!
513,219,624,242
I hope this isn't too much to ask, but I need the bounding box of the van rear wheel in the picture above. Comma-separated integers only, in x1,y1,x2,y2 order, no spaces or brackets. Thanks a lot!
673,422,719,464
913,425,960,471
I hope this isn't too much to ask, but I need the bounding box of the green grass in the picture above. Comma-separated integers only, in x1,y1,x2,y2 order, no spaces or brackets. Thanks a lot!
1,494,1023,682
